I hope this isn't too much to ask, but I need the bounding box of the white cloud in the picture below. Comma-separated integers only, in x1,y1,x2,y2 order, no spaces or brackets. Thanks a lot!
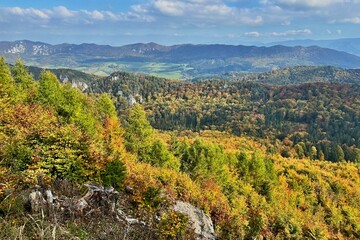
103,11,119,21
244,31,263,37
132,5,149,13
154,1,185,16
152,0,234,17
0,6,153,24
53,6,74,18
140,0,265,26
276,0,345,8
91,10,105,20
1,1,359,44
270,28,312,36
245,28,312,38
200,4,233,16
340,17,360,23
80,10,107,20
7,7,50,19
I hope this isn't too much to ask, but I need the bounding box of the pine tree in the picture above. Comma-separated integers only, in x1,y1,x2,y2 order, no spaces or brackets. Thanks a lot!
335,145,345,162
354,148,360,163
310,146,317,160
318,150,325,161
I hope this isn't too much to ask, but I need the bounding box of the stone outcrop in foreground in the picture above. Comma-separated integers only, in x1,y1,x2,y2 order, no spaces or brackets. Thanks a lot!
28,183,217,240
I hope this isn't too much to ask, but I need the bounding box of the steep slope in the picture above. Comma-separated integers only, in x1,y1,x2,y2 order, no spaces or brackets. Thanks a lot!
1,57,360,240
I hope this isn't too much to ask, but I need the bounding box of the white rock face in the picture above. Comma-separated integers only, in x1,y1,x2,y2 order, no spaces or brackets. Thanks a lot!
72,81,89,91
59,74,89,92
32,45,50,55
29,190,46,213
5,42,52,56
127,94,137,105
7,44,26,54
173,201,217,240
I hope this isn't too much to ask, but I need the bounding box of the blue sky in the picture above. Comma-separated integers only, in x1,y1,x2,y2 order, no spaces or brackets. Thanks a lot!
0,0,359,45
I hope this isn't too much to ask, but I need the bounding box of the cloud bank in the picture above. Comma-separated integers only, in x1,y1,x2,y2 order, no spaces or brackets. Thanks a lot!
0,0,359,44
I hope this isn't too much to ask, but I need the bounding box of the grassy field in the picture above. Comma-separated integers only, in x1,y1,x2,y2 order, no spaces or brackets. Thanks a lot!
23,57,193,79
21,55,319,80
76,61,193,79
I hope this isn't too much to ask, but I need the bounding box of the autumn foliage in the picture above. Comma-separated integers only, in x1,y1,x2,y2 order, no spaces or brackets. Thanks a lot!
0,57,359,239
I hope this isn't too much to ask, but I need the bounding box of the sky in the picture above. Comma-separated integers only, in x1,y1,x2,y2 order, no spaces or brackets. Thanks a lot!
0,0,359,46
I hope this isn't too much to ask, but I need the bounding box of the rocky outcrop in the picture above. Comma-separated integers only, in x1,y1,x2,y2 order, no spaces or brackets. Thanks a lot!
29,189,47,213
27,183,158,239
60,74,89,91
173,201,217,240
27,184,217,240
29,184,118,215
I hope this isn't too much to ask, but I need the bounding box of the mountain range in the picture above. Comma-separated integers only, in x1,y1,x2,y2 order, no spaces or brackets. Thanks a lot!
2,40,360,79
266,38,360,57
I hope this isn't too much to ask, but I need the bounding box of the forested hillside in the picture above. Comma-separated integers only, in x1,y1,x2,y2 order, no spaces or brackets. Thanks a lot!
27,65,103,86
89,71,360,163
1,57,359,239
236,66,360,85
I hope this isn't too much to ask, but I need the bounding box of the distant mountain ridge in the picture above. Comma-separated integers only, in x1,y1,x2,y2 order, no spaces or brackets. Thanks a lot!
1,40,360,79
266,38,360,57
236,66,360,85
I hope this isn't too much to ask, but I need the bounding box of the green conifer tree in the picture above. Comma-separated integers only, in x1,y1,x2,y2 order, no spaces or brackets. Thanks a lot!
124,104,154,162
0,57,15,98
